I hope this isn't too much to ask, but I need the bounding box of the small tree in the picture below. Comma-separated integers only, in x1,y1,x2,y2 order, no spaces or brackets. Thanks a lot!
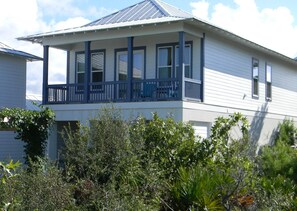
0,106,55,164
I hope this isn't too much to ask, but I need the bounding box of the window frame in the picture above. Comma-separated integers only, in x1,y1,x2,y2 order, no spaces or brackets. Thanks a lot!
156,41,193,79
252,58,259,99
265,62,272,101
75,49,106,92
114,46,146,81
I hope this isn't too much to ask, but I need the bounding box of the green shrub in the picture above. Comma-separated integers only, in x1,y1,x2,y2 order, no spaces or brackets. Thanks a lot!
276,118,297,146
0,159,75,211
131,113,208,182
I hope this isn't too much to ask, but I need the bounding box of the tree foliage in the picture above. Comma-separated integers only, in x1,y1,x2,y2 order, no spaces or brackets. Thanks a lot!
0,106,55,164
1,107,297,210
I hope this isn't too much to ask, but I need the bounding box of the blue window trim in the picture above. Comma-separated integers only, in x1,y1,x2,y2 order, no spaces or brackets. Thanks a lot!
265,62,272,101
251,57,259,99
155,41,193,79
113,46,147,82
75,49,106,93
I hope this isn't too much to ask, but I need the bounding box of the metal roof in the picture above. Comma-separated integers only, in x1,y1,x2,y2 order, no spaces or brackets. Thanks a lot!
17,0,297,66
0,42,42,61
85,0,192,26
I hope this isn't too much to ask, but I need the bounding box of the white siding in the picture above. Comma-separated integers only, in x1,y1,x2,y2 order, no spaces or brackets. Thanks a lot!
0,54,27,162
0,131,25,162
0,55,26,108
204,34,297,118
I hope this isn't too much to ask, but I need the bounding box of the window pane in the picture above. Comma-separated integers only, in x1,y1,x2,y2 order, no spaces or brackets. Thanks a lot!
77,53,85,73
267,83,272,99
133,51,144,80
266,65,272,83
266,64,272,99
252,59,259,96
92,72,102,82
77,73,84,84
118,53,127,81
92,52,104,71
158,47,172,66
175,45,191,65
175,45,191,78
159,67,172,79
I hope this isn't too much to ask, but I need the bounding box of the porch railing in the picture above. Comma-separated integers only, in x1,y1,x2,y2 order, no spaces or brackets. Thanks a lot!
46,78,201,104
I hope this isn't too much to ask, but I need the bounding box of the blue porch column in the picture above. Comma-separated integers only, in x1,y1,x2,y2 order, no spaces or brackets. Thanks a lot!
200,33,205,102
42,45,49,104
127,37,134,101
84,41,91,103
66,50,70,102
178,31,185,100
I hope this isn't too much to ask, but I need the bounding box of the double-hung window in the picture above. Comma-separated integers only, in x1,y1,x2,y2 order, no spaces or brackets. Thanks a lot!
76,50,105,90
116,49,145,81
175,44,192,78
252,58,259,97
158,46,173,79
157,43,192,79
266,63,272,100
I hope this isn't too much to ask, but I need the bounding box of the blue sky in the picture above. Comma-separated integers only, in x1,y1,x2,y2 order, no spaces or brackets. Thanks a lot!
1,0,297,97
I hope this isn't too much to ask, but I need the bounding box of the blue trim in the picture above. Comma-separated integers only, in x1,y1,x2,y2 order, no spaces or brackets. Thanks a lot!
66,51,70,85
42,45,49,104
114,46,147,80
265,62,272,101
84,41,91,103
75,49,106,92
200,33,205,102
156,41,193,79
251,57,259,99
127,37,134,101
178,31,185,100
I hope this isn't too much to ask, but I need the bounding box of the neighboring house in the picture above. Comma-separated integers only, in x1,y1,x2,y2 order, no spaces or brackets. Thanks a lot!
19,0,297,159
0,42,42,161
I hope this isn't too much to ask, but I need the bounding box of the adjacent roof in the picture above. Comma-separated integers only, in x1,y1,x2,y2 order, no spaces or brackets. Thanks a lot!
18,0,297,65
0,42,42,61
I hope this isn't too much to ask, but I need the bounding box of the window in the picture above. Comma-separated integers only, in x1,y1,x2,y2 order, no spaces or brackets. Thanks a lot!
175,44,192,78
266,63,272,100
157,43,192,79
158,46,173,79
76,51,105,90
252,58,259,97
116,49,145,81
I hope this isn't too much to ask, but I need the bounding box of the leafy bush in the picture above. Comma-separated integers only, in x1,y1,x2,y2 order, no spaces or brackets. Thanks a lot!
0,159,75,211
131,113,208,181
61,107,162,209
0,106,55,164
275,118,297,146
259,118,297,209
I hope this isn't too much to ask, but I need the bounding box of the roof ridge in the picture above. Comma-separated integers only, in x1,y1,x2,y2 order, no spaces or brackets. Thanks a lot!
153,0,193,18
150,0,170,16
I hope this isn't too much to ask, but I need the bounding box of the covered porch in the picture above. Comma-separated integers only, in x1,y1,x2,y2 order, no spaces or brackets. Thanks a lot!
42,25,204,104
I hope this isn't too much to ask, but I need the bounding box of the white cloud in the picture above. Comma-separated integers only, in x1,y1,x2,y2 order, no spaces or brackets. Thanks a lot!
190,0,209,20
190,0,297,58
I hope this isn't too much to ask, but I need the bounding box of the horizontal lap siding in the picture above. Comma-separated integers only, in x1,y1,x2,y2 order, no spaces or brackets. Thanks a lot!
0,131,24,162
0,55,26,108
204,34,297,118
0,55,26,161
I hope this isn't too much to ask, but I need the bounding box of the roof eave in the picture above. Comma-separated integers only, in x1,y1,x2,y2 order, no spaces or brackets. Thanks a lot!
17,17,189,44
187,18,297,66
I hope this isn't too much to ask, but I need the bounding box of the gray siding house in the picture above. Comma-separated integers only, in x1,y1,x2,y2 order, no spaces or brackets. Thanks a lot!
19,0,297,159
0,42,42,161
